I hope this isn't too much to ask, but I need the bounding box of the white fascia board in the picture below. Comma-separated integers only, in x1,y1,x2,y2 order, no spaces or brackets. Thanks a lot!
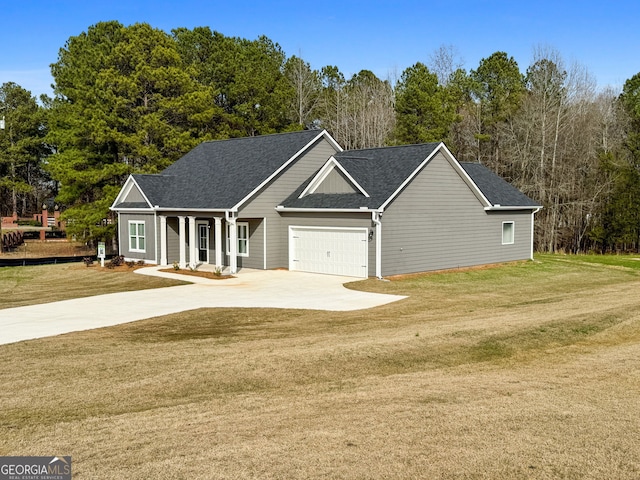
378,144,444,211
110,175,155,210
438,143,493,208
153,207,231,213
109,207,154,213
299,156,370,198
320,129,343,152
110,175,133,208
232,130,341,211
275,206,377,213
484,205,543,211
378,143,497,211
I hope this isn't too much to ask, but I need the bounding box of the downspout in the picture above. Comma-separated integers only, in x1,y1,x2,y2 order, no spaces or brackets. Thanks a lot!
117,212,121,257
372,211,383,279
225,211,237,274
531,208,541,260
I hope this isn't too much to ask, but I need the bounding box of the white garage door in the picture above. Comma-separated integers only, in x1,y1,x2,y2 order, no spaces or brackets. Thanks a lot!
289,226,368,278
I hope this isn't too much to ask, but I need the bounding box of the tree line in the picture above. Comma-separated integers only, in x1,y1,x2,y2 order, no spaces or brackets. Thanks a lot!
1,21,639,253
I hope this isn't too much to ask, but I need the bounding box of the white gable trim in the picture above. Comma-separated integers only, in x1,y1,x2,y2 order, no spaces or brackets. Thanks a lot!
231,130,342,212
110,175,154,210
378,143,492,212
298,156,370,198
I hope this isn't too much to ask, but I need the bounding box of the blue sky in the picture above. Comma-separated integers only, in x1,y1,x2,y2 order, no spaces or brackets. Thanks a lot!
1,0,638,98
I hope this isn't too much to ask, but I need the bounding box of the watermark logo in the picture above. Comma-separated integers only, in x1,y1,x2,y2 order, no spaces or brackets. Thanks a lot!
0,456,71,480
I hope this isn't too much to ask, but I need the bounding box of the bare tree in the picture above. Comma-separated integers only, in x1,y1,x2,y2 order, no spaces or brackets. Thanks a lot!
428,44,464,86
284,54,321,127
503,46,615,252
318,68,395,149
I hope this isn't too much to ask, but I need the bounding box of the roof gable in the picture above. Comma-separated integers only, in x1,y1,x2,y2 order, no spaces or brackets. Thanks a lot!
279,142,541,211
111,176,153,210
280,143,441,210
115,130,339,211
299,156,369,198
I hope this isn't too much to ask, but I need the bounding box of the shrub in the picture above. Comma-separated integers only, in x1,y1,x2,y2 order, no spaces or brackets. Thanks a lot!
172,261,180,270
108,255,125,268
136,260,146,266
83,257,94,267
126,261,135,268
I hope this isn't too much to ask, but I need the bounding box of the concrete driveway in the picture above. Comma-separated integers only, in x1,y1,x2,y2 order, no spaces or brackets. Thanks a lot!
0,267,406,346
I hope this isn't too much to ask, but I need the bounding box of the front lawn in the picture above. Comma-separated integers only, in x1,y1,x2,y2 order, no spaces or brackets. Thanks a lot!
1,254,640,478
0,263,186,309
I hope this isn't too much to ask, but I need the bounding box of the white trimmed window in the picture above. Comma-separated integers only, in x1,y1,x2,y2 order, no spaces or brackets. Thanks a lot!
226,222,249,257
129,220,146,252
502,221,515,245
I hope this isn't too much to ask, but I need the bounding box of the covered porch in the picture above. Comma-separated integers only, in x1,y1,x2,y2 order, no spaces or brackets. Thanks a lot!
157,213,257,274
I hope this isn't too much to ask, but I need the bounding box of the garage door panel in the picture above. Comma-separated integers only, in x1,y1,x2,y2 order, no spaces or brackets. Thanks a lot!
289,227,368,278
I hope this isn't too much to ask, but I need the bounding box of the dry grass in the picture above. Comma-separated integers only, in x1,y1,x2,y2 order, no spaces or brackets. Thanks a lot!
1,254,640,478
0,263,187,309
0,239,95,258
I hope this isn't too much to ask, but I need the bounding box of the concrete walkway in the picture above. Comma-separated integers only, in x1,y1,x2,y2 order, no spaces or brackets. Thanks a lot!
0,267,406,346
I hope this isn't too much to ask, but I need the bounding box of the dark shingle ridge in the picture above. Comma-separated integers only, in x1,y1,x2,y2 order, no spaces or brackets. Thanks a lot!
339,141,441,153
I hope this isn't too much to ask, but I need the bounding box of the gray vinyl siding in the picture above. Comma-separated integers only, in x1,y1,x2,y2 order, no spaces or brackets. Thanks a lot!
314,169,357,194
239,138,340,269
221,218,264,269
123,184,146,203
165,217,181,264
381,152,533,276
118,213,156,262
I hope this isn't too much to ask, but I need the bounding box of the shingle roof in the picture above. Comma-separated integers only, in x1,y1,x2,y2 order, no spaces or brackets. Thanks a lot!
281,143,441,209
119,130,325,210
460,163,542,207
281,144,541,210
114,133,540,213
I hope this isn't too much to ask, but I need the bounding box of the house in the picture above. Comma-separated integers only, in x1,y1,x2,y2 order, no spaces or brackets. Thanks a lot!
111,130,541,278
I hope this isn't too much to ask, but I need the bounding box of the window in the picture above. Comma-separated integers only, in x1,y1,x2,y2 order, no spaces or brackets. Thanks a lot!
129,220,146,252
226,222,249,257
502,221,514,245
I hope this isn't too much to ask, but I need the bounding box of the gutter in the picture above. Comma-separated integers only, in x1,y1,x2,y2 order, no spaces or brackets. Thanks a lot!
110,206,234,213
275,206,376,213
484,205,543,211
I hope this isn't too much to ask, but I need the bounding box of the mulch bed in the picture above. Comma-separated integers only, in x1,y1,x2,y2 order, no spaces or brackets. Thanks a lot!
158,268,234,280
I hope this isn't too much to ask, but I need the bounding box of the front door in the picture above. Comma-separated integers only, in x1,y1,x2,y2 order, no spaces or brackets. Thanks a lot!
198,223,209,263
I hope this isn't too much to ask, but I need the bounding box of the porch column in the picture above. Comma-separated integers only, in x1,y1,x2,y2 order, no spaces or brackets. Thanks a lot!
373,211,383,279
188,216,197,269
178,215,186,269
159,215,167,266
226,211,237,274
214,217,223,267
